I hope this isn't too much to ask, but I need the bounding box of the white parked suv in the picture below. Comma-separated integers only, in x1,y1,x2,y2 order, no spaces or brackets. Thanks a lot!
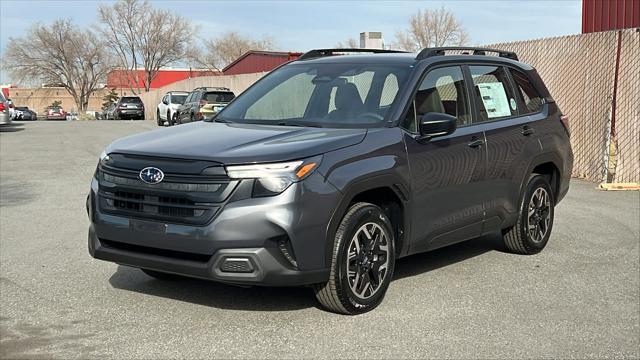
156,91,188,126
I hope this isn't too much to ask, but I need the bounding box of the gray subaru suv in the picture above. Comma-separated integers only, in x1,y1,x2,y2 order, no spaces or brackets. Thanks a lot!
88,48,573,314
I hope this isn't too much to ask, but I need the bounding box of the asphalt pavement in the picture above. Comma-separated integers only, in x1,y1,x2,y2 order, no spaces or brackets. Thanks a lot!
1,121,638,359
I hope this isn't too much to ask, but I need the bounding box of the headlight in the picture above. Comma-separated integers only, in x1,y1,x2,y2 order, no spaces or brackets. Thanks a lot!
99,150,110,162
226,156,321,197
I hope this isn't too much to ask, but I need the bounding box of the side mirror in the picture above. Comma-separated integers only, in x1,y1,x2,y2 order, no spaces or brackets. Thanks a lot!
162,99,169,105
419,112,457,139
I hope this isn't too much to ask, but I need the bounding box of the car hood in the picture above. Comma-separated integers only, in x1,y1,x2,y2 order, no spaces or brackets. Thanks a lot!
105,121,367,165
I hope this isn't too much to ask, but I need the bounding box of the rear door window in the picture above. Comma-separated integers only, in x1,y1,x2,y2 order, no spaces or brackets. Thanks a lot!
509,68,544,114
469,65,518,123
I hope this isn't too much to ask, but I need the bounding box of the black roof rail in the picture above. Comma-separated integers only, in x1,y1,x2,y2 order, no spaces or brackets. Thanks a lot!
298,48,409,60
416,47,519,61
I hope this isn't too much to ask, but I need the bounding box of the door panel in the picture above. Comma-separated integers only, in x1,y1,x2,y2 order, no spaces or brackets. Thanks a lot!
405,126,486,253
402,65,486,254
481,115,541,230
467,65,543,232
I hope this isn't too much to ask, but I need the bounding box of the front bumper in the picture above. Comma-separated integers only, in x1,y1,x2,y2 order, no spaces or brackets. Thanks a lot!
87,172,338,286
88,227,328,286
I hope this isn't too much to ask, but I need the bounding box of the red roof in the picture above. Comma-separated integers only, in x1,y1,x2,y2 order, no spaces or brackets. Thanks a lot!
222,51,303,75
107,69,220,89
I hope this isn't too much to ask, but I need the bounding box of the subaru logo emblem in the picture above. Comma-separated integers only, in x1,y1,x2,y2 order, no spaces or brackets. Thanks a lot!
139,167,164,184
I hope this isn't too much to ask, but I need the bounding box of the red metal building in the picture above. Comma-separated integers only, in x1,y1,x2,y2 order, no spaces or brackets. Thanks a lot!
107,68,220,89
222,51,303,75
582,0,640,33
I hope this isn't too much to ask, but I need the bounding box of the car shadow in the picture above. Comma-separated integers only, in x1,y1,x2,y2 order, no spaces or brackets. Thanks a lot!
0,123,24,132
108,233,506,312
109,266,318,312
393,233,506,280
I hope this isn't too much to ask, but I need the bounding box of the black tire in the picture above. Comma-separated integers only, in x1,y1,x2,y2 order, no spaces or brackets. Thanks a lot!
156,110,162,126
314,202,396,315
166,111,171,126
503,174,555,255
141,268,182,280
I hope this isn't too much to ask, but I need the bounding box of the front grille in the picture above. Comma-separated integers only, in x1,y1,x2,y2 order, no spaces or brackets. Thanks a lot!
97,161,236,225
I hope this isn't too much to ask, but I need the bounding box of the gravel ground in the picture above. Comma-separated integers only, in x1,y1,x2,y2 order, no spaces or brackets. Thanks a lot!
1,121,638,359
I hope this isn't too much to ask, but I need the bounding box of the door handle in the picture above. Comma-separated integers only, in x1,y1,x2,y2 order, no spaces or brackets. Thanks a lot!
467,137,485,148
522,126,535,136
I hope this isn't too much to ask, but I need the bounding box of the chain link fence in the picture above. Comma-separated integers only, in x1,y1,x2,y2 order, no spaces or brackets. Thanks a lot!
489,29,639,183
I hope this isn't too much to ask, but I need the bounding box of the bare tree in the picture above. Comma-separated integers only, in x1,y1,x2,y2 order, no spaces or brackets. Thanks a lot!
2,19,112,111
191,32,275,72
394,7,469,52
98,0,194,93
335,37,359,48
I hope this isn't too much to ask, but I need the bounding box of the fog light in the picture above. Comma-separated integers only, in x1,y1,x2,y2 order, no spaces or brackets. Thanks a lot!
220,258,254,273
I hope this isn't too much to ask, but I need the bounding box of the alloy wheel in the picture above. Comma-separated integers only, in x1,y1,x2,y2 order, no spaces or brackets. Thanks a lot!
527,187,551,243
346,222,390,300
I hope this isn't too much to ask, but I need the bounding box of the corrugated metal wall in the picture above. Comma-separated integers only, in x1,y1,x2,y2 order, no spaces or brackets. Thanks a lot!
582,0,640,33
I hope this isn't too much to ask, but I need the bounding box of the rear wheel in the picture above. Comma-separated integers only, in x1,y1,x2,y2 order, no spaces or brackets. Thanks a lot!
314,202,395,315
503,175,555,255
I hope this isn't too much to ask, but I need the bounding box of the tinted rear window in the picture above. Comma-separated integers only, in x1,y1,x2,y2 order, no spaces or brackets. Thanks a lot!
121,97,142,103
204,92,234,103
172,95,187,104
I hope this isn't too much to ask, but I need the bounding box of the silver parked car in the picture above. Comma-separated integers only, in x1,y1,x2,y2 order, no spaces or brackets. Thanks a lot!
0,92,12,125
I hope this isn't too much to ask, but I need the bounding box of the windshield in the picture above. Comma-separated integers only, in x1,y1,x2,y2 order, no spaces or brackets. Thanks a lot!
215,63,410,127
172,95,187,104
205,92,234,103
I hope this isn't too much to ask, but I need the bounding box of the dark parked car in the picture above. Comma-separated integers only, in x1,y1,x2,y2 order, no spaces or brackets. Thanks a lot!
88,47,573,314
45,106,66,120
176,87,235,124
16,107,37,121
113,96,145,120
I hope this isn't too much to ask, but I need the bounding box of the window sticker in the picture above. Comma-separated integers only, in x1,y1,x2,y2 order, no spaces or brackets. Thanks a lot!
510,98,517,111
477,82,511,118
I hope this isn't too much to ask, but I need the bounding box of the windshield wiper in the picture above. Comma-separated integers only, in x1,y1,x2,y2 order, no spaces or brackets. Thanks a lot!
276,121,322,128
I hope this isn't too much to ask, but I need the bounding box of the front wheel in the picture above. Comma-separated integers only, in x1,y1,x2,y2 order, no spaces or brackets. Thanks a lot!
503,174,555,255
314,202,395,315
156,110,162,126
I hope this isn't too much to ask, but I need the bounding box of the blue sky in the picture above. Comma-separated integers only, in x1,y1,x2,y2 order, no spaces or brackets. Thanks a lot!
0,0,582,83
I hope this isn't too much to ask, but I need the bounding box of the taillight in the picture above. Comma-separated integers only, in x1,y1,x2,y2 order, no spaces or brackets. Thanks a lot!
560,114,570,136
0,103,4,112
48,109,53,115
9,103,14,108
198,100,208,107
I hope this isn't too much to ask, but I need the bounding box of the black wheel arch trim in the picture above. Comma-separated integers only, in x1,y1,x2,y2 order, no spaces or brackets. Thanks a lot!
324,174,412,267
521,151,565,202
